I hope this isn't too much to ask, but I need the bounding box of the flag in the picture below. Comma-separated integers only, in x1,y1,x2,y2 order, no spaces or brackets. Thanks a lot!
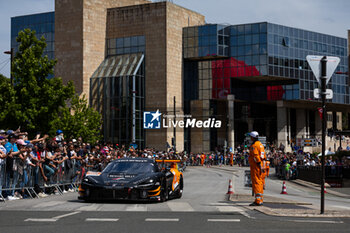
318,107,323,120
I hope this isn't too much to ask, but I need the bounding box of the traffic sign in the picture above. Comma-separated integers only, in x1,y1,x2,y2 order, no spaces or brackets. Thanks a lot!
313,88,333,99
296,138,317,147
306,55,340,85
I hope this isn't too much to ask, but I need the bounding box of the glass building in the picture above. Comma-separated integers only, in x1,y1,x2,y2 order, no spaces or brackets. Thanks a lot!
184,22,348,151
90,36,146,147
11,12,55,64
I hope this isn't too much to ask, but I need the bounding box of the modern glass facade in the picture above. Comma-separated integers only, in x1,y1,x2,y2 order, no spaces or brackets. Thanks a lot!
266,23,348,104
11,12,55,63
184,22,348,150
107,36,145,56
90,53,145,147
184,22,348,104
183,24,229,59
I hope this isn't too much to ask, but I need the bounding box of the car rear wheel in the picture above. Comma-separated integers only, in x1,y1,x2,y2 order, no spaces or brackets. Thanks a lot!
176,177,183,198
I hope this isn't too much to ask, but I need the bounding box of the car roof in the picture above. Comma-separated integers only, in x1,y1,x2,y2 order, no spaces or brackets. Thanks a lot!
112,158,155,163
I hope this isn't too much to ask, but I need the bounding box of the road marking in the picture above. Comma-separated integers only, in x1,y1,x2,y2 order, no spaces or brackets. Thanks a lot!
33,201,66,208
216,206,243,212
145,218,179,222
85,218,119,222
24,218,57,222
167,202,194,212
24,211,81,222
126,204,147,211
216,205,254,219
77,204,102,211
288,220,343,224
53,211,81,219
207,219,241,222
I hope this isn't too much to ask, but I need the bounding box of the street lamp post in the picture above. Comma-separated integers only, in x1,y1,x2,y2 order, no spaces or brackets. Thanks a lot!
4,48,14,84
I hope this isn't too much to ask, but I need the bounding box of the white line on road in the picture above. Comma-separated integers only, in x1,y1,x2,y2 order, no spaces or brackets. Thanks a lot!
24,211,81,222
53,211,81,219
208,219,241,222
288,220,343,224
24,218,57,222
85,218,119,222
145,218,179,222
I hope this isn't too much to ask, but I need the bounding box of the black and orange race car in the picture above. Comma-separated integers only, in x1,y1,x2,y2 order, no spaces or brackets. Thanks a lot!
78,158,183,202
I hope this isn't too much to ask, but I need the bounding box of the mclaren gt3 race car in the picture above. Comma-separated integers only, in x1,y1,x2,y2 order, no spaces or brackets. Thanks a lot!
78,158,183,202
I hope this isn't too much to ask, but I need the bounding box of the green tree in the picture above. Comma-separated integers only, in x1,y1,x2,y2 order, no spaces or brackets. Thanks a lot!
5,29,75,135
52,94,102,143
0,29,102,140
0,75,18,129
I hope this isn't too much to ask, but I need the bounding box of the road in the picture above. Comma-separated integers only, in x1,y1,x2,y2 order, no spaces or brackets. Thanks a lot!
0,166,349,233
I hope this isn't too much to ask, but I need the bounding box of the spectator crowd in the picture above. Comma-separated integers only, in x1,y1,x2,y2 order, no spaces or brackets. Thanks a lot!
1,128,350,201
0,128,190,201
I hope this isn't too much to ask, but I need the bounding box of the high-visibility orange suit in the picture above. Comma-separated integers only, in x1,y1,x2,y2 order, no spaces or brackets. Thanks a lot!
200,154,205,166
249,140,265,205
261,160,270,189
229,153,234,166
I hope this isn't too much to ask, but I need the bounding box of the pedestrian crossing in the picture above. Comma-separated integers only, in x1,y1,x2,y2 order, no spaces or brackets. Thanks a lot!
0,199,248,214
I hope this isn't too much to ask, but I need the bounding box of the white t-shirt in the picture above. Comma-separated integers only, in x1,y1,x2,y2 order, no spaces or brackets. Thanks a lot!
0,145,7,165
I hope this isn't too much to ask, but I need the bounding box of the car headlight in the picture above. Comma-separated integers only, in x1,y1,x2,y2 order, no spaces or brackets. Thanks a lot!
83,176,98,184
138,179,156,187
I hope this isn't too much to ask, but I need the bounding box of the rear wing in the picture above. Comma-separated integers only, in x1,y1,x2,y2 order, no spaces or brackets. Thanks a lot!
155,160,181,163
156,159,184,172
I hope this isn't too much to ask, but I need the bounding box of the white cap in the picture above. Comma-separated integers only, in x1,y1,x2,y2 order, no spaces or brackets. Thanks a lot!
249,131,259,138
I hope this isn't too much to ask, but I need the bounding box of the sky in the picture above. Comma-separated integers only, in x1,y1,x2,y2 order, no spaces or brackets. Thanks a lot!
0,0,349,78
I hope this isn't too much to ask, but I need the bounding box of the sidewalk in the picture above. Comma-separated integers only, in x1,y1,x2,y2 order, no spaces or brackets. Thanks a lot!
209,165,350,218
289,179,350,198
230,193,350,218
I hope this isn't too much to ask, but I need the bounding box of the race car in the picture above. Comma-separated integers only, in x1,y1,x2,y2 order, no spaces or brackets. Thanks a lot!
78,158,183,202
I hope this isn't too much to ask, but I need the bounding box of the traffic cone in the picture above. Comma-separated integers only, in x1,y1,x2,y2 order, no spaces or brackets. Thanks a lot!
280,181,288,194
227,179,234,194
324,186,327,193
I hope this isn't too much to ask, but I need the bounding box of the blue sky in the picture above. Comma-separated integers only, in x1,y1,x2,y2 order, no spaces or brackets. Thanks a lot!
0,0,349,78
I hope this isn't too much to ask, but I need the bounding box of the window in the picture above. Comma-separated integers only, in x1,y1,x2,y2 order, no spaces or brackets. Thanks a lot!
282,37,290,47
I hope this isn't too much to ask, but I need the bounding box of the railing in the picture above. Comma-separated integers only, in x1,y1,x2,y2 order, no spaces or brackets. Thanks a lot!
274,164,349,187
0,160,101,202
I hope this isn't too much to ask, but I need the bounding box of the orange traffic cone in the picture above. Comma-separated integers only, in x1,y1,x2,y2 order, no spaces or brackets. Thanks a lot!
227,179,234,194
281,181,288,194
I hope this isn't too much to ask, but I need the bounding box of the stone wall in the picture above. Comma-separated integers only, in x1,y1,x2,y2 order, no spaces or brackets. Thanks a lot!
55,0,149,98
106,2,204,150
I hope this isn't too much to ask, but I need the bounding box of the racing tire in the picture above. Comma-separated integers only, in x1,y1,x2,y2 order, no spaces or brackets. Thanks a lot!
176,177,183,199
160,182,169,202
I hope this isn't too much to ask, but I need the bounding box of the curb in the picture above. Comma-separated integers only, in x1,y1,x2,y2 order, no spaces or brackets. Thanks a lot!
252,207,350,218
289,179,350,198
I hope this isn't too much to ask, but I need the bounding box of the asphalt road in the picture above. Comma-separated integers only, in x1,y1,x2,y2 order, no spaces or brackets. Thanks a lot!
0,166,349,233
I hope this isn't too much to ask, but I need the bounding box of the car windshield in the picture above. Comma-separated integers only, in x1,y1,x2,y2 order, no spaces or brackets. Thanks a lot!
102,161,158,174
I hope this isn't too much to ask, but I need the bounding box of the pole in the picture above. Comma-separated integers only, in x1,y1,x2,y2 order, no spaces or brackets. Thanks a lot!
132,75,136,143
173,96,176,152
10,48,13,85
4,48,14,84
320,56,327,214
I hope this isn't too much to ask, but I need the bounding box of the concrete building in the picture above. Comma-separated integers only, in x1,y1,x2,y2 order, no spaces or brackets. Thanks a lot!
10,1,349,153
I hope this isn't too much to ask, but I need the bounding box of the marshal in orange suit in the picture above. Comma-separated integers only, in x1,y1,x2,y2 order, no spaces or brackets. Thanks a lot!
248,131,265,206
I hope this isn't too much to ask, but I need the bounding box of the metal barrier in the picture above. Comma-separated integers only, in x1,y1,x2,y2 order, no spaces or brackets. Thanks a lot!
274,165,345,187
0,157,97,202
